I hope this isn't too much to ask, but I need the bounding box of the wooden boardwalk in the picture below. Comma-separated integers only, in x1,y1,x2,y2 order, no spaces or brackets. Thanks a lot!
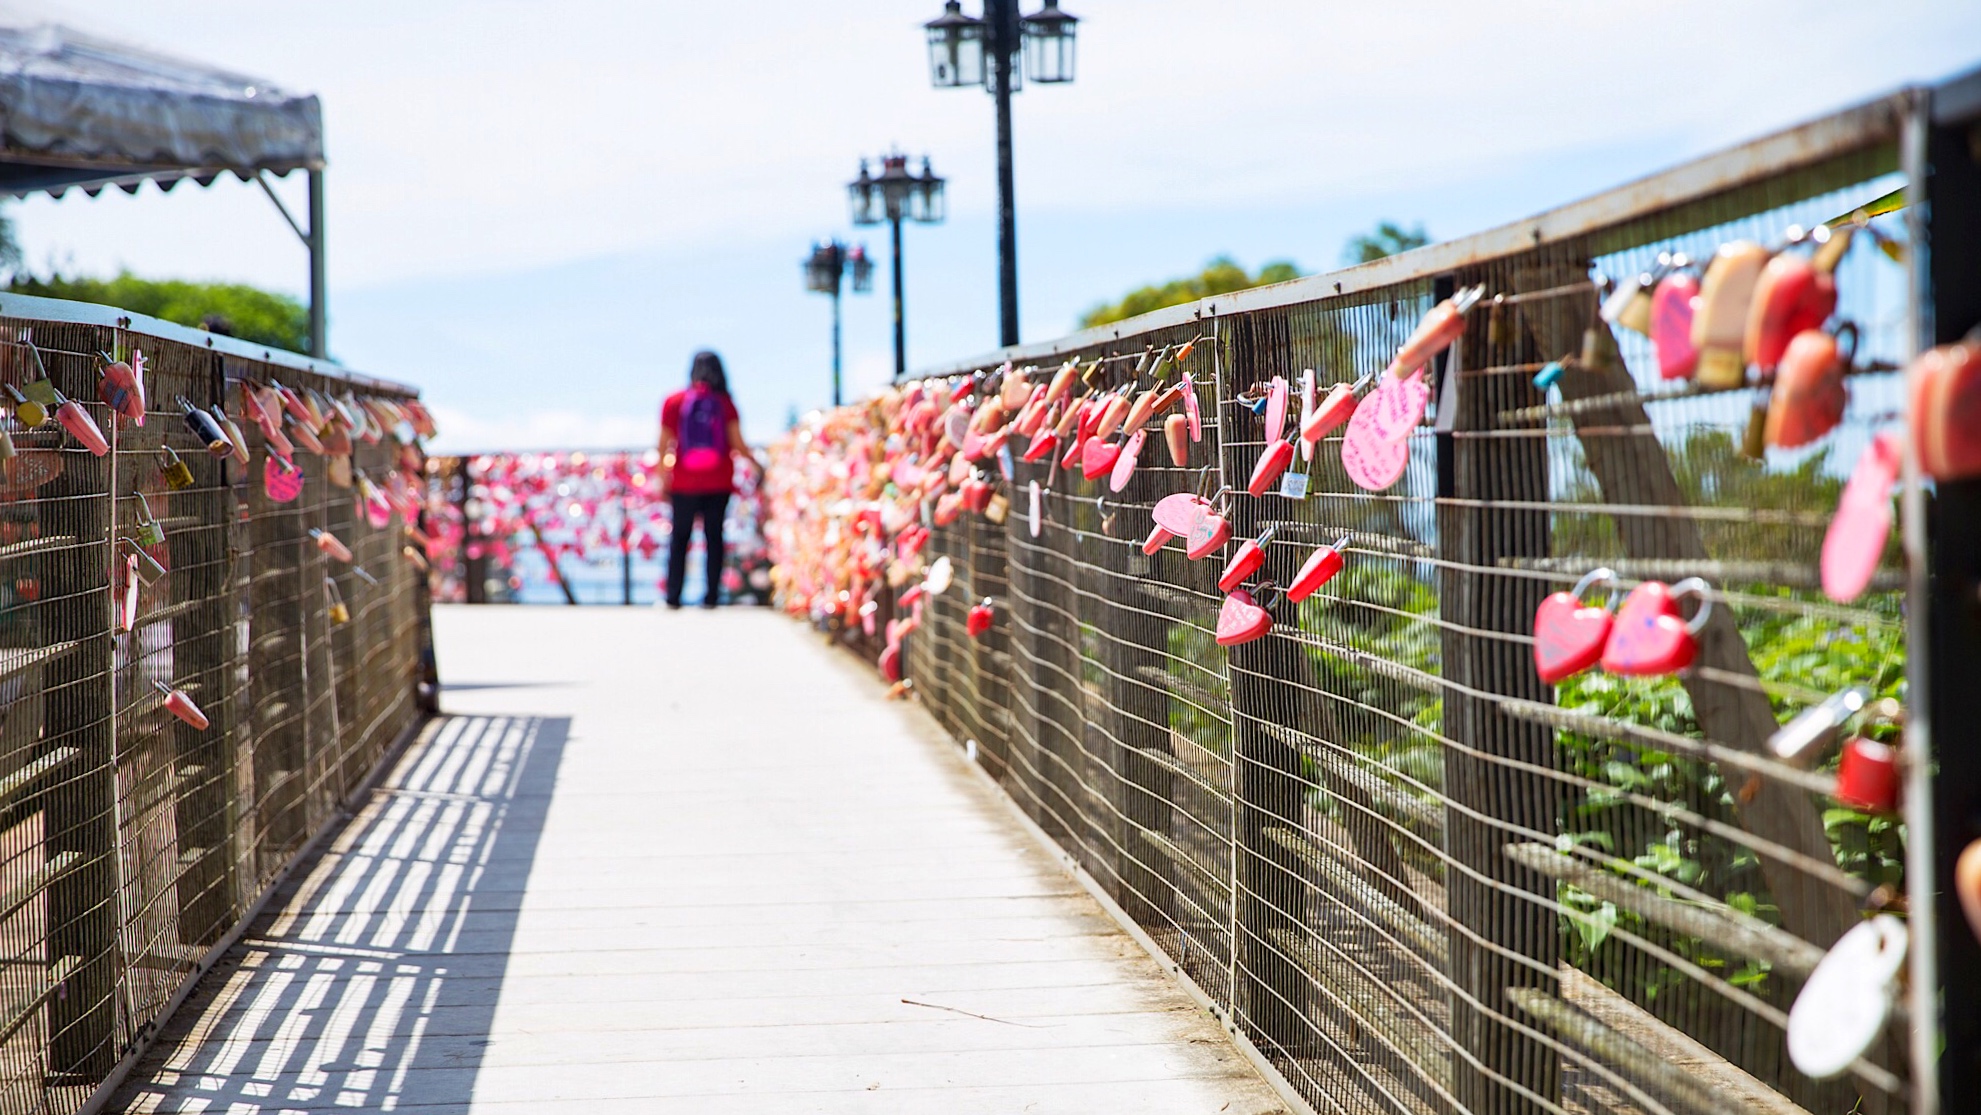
113,606,1288,1113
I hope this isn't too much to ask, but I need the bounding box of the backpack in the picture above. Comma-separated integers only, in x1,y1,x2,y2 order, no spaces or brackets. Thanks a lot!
677,390,728,476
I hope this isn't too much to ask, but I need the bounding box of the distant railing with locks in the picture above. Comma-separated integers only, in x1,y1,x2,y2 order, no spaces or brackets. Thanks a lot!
763,69,1981,1115
0,292,432,1114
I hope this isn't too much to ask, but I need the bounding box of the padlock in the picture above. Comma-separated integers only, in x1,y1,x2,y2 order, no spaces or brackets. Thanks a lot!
1600,253,1678,336
132,492,166,548
1287,534,1351,603
1533,360,1566,391
1264,375,1289,443
154,680,210,730
1906,331,1981,481
1532,567,1618,683
1164,413,1189,467
1650,272,1701,380
1599,577,1713,676
1786,916,1906,1081
1215,585,1276,647
121,537,168,585
1044,357,1081,406
1108,429,1145,492
1834,736,1900,813
1766,324,1853,449
178,396,231,456
1768,688,1868,767
1080,437,1120,481
17,343,58,422
1386,286,1484,378
1217,526,1276,593
1690,240,1770,388
1303,375,1366,445
1181,372,1202,442
213,406,250,463
967,598,994,638
1822,431,1902,603
310,528,354,563
95,350,146,425
1745,237,1842,371
159,446,196,490
264,454,304,503
1739,398,1769,460
288,415,326,456
55,392,108,456
1183,493,1234,560
327,454,353,488
117,552,139,632
4,383,45,428
325,576,351,625
1247,438,1295,496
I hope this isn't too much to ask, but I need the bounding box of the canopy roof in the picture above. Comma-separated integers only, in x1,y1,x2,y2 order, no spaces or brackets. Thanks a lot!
0,19,322,198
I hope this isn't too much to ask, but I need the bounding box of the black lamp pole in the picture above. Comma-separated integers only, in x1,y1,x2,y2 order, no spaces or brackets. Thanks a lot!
804,241,873,407
850,155,945,382
924,0,1079,350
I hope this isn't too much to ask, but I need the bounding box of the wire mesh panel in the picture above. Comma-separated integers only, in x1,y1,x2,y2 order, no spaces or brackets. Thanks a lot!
0,300,429,1112
763,84,1969,1115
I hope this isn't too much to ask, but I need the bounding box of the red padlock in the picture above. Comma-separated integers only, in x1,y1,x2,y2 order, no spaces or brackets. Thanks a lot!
96,350,146,425
1908,332,1981,481
1834,737,1899,813
1247,438,1295,496
1302,376,1366,445
1021,429,1059,463
1215,586,1274,647
1745,237,1842,371
1532,567,1618,683
1081,437,1120,481
310,528,354,563
1650,272,1701,380
967,598,994,638
1217,526,1276,593
1286,534,1351,603
1599,577,1713,677
56,393,109,456
1766,325,1852,449
155,680,210,730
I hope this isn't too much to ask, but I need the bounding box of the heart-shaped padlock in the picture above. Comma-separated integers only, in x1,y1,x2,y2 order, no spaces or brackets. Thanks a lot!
1599,577,1713,676
1691,240,1770,388
967,598,994,638
159,446,195,490
1109,429,1145,492
96,351,146,425
1287,534,1351,602
1821,431,1901,603
1081,437,1120,481
155,680,210,730
1215,585,1275,647
57,392,108,456
1341,388,1411,492
1264,376,1289,443
1184,494,1233,560
879,640,903,682
1144,492,1210,554
1532,567,1619,683
1650,272,1701,380
264,454,304,503
1247,439,1295,496
1766,324,1853,449
1217,526,1276,593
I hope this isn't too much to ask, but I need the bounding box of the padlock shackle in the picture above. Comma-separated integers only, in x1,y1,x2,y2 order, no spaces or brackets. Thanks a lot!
1670,576,1716,634
1569,566,1619,609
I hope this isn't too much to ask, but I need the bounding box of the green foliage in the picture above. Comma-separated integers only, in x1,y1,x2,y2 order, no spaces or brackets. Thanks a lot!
7,270,309,353
1079,256,1301,329
1344,221,1431,265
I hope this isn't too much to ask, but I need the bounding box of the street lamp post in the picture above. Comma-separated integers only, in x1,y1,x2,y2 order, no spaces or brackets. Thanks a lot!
923,0,1079,348
803,240,874,407
848,153,947,381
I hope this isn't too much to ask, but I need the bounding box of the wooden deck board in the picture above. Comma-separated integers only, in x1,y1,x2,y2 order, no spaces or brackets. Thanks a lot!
112,605,1289,1114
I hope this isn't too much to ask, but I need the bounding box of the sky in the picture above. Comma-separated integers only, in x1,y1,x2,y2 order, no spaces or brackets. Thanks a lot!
6,1,1979,450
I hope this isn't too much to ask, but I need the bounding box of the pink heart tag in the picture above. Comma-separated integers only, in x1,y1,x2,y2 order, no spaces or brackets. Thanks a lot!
264,454,304,503
1110,429,1145,492
1215,588,1272,646
1182,373,1201,442
1265,376,1289,443
1365,370,1429,443
1184,507,1232,560
1821,431,1900,602
1341,401,1410,491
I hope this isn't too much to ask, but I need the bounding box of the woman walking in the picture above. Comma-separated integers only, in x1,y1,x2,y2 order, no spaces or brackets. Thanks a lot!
658,351,757,608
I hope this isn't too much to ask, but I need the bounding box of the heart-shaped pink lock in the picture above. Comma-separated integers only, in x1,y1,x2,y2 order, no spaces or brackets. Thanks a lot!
1651,272,1701,380
1184,498,1233,560
1081,437,1120,481
1532,567,1618,683
1145,492,1212,553
1215,587,1273,646
1600,577,1713,676
1287,534,1350,602
1109,429,1146,492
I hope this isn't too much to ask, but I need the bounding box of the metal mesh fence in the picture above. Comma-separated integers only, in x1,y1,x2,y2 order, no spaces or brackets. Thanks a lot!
0,298,429,1112
768,81,1979,1115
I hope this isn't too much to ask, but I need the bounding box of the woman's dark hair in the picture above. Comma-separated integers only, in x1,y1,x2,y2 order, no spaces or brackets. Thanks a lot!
689,350,729,395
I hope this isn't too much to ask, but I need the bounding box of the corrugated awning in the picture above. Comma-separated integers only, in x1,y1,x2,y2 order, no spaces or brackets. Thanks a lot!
0,19,322,198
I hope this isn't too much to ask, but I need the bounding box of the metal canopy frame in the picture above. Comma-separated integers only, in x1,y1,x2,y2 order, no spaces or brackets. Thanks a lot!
0,20,330,357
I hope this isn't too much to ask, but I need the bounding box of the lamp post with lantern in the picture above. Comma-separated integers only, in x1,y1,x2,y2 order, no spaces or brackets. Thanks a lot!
923,0,1078,348
848,153,947,381
803,240,874,407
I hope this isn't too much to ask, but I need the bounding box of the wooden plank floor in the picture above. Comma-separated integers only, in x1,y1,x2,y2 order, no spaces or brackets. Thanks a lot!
114,605,1289,1114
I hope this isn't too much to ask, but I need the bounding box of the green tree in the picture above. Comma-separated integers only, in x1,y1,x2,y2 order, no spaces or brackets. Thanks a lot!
1344,221,1431,264
7,270,309,353
1079,256,1301,329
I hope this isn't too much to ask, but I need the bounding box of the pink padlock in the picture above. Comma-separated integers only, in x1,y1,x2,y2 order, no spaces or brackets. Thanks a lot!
1217,526,1276,593
1286,534,1351,603
310,528,354,563
155,680,210,730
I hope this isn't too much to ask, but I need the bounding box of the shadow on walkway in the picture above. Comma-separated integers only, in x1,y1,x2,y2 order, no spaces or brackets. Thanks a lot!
119,713,568,1113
